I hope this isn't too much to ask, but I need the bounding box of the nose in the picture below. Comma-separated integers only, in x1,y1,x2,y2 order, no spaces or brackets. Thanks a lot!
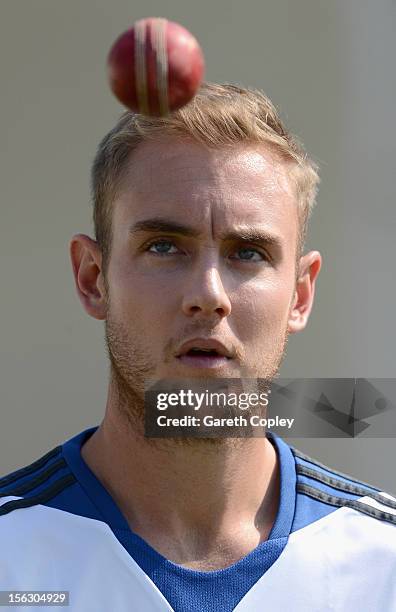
181,254,232,318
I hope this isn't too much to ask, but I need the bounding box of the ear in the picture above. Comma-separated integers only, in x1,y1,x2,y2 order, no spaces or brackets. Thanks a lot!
288,250,322,334
69,234,107,320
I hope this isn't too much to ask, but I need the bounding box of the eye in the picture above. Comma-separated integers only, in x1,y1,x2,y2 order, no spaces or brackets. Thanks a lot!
145,239,180,256
230,247,268,262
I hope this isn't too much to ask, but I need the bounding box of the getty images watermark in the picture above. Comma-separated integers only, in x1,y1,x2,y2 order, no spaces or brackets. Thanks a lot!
144,378,286,438
155,386,294,430
144,378,396,438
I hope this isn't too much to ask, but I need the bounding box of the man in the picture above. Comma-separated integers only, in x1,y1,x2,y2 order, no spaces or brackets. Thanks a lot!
0,83,395,611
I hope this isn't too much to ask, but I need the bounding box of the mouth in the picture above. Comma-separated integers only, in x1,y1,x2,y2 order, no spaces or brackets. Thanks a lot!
177,348,231,368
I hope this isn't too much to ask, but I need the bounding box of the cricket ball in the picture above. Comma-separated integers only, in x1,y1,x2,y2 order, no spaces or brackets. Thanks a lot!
107,17,205,116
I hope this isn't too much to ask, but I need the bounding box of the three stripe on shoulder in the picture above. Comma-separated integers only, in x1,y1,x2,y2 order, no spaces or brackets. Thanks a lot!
291,446,382,491
297,482,396,527
291,447,396,527
0,446,76,517
0,445,62,488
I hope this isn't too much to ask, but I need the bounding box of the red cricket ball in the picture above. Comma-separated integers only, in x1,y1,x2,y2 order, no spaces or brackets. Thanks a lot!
107,17,205,116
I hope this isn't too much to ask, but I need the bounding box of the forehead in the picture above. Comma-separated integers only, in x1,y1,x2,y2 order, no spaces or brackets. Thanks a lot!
113,138,298,244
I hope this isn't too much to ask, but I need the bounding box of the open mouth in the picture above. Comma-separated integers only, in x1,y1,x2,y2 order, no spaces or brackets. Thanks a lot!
177,348,230,367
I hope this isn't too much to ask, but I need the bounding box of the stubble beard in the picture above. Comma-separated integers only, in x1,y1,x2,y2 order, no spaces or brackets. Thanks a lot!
104,313,153,435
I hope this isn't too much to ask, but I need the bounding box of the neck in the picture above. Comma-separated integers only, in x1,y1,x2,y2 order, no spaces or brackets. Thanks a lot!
81,389,280,570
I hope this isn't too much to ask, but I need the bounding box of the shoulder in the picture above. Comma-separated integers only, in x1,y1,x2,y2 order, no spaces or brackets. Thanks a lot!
0,443,76,518
289,443,396,540
0,444,112,587
276,445,396,607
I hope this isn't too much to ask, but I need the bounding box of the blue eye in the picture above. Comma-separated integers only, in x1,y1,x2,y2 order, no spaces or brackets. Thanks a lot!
146,240,179,255
232,248,266,262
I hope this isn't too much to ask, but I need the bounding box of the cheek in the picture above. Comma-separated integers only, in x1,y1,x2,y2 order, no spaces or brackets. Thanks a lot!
233,279,294,338
108,259,178,324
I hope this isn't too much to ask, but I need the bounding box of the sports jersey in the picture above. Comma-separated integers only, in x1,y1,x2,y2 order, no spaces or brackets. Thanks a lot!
0,426,395,611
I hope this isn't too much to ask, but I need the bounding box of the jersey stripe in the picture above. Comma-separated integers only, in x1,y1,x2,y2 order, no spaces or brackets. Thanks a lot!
0,473,76,516
296,463,396,511
297,482,396,526
0,446,62,488
290,446,382,492
0,458,67,498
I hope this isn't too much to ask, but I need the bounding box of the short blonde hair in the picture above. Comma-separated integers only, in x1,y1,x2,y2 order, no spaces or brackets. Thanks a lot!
91,82,319,274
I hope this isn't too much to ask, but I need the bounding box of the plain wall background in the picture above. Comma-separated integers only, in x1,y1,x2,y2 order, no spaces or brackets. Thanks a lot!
0,0,395,493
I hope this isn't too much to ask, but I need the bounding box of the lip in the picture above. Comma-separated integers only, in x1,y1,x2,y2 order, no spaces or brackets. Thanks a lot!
177,354,231,369
176,337,233,359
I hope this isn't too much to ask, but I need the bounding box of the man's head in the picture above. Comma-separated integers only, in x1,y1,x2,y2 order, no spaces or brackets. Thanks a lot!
70,82,321,427
91,83,319,280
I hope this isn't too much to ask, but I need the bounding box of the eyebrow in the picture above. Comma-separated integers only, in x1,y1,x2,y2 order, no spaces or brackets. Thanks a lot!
128,217,283,248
